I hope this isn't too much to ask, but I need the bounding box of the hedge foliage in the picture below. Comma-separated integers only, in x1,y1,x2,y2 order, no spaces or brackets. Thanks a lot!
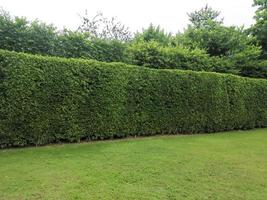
0,50,267,147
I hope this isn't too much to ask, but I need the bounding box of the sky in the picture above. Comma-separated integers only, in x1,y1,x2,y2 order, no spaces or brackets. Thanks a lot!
0,0,256,34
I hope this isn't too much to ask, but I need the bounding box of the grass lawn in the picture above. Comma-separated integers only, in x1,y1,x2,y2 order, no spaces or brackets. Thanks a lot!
0,129,267,200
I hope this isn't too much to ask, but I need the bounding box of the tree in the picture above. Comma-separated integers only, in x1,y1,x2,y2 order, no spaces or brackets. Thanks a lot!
55,30,92,58
128,40,212,71
26,21,58,55
0,9,58,55
175,5,262,76
0,9,128,62
55,30,128,62
0,9,29,52
178,5,261,58
188,4,223,28
178,23,260,58
133,24,172,46
250,0,267,58
78,11,132,41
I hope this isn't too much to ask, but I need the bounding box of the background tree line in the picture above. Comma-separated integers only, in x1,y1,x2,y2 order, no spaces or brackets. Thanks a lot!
0,0,266,78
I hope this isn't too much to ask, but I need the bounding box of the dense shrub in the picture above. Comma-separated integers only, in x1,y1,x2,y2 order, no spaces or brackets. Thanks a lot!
133,24,172,46
0,10,58,55
239,60,267,78
0,50,267,148
0,9,266,79
178,23,261,58
0,11,128,63
128,41,213,71
55,31,129,63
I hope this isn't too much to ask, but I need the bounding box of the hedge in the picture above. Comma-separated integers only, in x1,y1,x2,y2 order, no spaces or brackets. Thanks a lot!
0,49,267,148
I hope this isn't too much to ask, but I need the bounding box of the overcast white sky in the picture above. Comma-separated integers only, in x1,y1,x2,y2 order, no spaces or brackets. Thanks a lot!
0,0,256,33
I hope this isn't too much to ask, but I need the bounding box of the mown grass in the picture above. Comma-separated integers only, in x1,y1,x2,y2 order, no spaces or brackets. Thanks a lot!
0,129,267,200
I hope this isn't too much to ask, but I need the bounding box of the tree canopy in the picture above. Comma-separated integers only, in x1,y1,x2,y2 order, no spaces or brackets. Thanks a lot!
0,4,266,79
250,0,267,58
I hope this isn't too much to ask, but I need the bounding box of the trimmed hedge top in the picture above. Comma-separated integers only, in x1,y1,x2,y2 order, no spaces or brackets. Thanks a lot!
0,49,267,147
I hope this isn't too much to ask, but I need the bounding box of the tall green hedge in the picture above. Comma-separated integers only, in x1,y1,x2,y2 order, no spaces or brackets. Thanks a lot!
0,50,267,148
